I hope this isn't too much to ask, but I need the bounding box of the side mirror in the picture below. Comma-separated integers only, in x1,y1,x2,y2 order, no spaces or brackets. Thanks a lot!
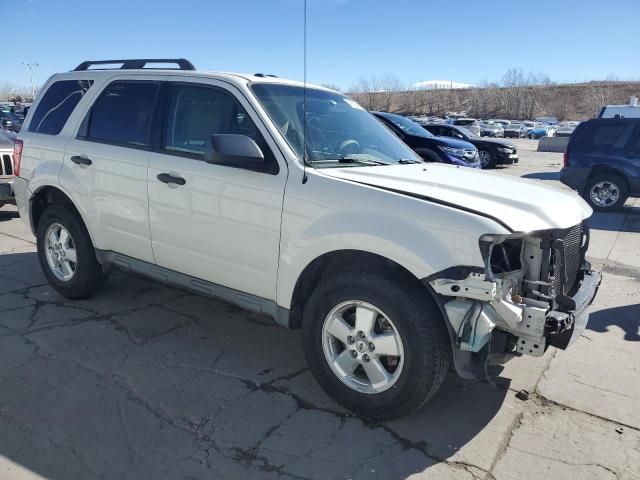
204,134,266,172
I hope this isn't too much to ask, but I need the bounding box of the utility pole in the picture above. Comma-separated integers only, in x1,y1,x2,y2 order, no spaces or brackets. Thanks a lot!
21,62,39,100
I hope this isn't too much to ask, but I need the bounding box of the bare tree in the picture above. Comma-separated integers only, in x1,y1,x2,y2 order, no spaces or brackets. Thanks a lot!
581,83,613,118
378,74,402,112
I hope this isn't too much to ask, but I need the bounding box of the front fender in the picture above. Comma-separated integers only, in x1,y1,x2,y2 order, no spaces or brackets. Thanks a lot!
276,171,510,309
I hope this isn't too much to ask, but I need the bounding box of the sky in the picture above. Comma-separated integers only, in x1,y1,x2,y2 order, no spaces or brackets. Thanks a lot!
3,0,640,91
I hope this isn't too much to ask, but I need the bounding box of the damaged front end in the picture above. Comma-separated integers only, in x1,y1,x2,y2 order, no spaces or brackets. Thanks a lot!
426,222,601,379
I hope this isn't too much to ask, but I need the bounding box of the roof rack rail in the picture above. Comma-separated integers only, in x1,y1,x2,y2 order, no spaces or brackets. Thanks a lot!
254,73,278,78
73,58,196,71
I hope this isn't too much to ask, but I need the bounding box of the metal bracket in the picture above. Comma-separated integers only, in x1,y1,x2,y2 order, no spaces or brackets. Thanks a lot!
430,272,498,301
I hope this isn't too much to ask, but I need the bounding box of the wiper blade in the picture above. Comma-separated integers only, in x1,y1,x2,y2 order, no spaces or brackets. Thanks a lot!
308,156,390,166
397,159,421,164
338,156,391,165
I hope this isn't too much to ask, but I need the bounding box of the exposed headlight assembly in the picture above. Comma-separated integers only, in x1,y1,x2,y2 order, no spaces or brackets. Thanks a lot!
479,233,525,276
439,146,466,158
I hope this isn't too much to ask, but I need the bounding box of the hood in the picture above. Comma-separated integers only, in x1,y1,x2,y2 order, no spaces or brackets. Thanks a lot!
472,138,516,149
414,135,475,150
320,163,591,232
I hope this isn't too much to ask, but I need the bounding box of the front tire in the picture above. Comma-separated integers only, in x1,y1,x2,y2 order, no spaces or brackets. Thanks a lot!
479,150,496,169
303,265,450,420
37,205,108,299
583,173,629,212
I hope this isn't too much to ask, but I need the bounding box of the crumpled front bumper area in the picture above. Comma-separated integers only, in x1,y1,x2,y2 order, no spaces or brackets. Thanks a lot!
545,269,601,350
428,266,602,359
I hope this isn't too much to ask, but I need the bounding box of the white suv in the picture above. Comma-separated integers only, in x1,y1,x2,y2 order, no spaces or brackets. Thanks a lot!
0,127,16,208
14,59,600,419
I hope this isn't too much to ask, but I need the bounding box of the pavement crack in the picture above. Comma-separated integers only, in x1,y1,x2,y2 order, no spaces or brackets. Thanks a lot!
531,392,640,432
0,412,102,479
484,411,525,478
509,446,620,478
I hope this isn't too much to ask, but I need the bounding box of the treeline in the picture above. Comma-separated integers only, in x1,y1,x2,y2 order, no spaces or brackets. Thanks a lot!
348,69,639,121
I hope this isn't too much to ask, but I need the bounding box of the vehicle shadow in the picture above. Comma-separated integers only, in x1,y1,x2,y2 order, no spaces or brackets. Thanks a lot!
521,171,560,181
0,251,510,479
589,203,640,233
587,302,640,341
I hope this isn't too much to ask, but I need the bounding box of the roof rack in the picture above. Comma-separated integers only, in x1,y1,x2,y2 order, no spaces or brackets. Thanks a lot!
73,58,196,71
254,73,278,78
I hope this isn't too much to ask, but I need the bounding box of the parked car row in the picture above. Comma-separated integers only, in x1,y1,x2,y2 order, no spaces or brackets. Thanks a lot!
410,115,583,139
373,112,481,168
421,123,519,169
374,114,519,169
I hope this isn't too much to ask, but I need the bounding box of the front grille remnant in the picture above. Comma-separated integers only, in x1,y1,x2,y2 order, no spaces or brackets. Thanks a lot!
1,154,13,176
552,223,583,297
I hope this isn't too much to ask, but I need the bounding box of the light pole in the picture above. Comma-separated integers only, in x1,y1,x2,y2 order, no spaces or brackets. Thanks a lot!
21,62,39,100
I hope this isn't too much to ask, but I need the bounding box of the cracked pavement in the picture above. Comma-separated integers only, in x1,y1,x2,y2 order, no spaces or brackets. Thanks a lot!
0,139,639,479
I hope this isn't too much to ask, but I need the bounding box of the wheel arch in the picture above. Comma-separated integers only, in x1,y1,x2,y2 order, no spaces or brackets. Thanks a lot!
287,249,441,330
29,185,98,246
586,165,631,192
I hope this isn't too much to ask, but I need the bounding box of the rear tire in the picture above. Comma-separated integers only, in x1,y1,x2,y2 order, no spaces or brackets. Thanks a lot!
302,265,450,420
36,204,108,299
583,173,629,212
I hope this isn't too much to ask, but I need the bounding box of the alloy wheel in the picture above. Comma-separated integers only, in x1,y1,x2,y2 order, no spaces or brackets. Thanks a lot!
590,181,620,208
44,223,77,281
479,150,491,168
322,300,404,394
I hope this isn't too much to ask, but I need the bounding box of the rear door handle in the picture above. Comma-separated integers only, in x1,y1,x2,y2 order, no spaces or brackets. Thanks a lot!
157,173,186,186
71,155,92,166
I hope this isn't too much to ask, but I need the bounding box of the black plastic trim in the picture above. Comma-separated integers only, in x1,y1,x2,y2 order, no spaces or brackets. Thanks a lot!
74,58,195,71
422,265,485,283
94,250,291,328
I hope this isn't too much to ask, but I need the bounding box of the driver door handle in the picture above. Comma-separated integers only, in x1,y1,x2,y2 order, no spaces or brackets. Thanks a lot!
157,173,186,186
70,155,92,166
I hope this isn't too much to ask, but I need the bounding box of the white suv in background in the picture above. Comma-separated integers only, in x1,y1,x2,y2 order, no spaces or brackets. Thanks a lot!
0,127,16,209
14,59,601,419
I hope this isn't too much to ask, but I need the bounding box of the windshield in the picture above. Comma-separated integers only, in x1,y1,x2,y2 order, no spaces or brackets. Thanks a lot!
377,112,434,138
458,127,478,138
251,84,420,167
454,119,477,126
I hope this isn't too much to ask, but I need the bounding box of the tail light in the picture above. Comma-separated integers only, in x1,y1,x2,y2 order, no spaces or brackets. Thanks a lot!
13,139,23,177
563,149,569,168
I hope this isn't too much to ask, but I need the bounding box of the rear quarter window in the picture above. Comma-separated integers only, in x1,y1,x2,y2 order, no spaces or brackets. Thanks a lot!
28,80,93,135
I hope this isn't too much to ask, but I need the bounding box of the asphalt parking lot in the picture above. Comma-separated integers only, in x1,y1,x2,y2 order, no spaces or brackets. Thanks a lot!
0,139,638,480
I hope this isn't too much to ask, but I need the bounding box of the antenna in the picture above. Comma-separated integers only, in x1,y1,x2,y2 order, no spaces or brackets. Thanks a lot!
302,0,308,184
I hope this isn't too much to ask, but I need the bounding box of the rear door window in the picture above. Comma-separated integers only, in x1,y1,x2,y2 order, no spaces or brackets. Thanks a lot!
28,80,93,135
82,81,160,147
583,123,636,151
